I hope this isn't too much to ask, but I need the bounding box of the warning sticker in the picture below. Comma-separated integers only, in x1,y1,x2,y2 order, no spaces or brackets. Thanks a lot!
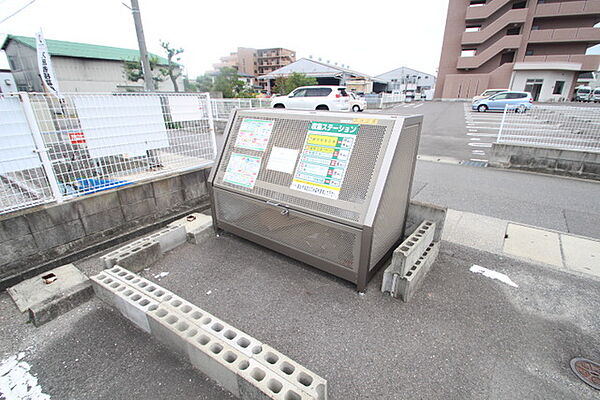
223,153,262,189
290,122,359,200
234,118,274,151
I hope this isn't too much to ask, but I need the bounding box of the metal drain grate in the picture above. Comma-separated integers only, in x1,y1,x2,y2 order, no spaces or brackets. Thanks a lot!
570,358,600,390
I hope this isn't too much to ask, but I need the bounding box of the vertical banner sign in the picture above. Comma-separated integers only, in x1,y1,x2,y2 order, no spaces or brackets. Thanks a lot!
290,122,359,200
36,31,62,98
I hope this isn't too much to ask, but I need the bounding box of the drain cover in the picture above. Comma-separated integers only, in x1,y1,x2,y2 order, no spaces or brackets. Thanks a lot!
570,358,600,390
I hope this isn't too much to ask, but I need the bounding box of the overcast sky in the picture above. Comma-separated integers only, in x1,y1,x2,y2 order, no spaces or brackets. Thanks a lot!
0,0,448,77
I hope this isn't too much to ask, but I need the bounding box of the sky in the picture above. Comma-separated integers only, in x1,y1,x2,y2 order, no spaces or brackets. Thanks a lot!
0,0,449,77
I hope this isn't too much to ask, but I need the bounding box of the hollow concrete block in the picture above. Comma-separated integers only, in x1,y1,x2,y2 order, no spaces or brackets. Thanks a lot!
393,242,440,302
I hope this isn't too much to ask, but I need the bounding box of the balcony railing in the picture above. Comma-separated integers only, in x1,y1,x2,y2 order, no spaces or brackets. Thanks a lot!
462,8,527,44
535,0,600,17
528,27,600,43
522,54,600,71
466,0,513,20
457,35,522,69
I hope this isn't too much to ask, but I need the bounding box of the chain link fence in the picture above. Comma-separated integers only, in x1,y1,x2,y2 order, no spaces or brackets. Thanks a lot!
0,92,217,215
497,105,600,153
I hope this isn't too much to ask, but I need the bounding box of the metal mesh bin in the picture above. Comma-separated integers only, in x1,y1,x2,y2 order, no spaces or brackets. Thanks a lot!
208,109,422,291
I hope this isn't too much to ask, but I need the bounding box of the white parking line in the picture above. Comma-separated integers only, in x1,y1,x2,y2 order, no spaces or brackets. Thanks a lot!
468,142,493,148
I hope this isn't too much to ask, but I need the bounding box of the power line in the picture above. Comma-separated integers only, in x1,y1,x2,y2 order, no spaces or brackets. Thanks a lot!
0,0,38,25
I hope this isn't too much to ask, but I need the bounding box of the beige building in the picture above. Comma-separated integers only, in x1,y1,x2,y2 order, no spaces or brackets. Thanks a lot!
2,34,182,92
436,0,600,101
212,47,296,90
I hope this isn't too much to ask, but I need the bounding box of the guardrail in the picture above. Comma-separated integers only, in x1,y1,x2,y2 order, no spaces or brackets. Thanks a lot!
0,92,217,215
497,104,600,153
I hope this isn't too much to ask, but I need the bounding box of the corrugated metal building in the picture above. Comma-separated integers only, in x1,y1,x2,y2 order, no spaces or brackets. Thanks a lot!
1,35,183,92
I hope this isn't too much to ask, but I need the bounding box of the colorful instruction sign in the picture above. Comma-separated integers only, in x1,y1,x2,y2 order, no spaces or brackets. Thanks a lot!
290,122,359,200
234,118,274,151
223,153,262,189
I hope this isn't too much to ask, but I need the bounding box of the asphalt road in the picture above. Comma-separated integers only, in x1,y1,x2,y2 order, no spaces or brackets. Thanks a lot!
381,100,600,162
1,237,599,400
412,160,600,239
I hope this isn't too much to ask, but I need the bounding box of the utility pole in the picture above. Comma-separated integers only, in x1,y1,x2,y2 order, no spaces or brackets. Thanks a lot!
130,0,154,91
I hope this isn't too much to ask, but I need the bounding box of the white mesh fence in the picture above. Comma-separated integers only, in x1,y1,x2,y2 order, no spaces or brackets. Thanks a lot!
0,92,217,214
210,98,271,121
497,105,600,153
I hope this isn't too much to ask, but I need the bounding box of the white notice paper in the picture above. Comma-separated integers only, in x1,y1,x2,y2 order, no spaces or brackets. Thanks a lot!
266,147,298,174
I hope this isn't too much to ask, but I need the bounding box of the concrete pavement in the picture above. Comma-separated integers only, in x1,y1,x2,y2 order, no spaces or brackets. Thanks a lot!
412,159,600,239
2,232,599,400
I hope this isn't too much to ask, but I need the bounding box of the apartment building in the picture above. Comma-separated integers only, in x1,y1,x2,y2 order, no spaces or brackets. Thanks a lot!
435,0,600,101
212,47,296,90
212,47,257,76
256,48,296,75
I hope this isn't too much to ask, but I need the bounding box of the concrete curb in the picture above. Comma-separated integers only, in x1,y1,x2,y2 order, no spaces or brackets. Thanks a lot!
92,267,327,400
28,281,94,327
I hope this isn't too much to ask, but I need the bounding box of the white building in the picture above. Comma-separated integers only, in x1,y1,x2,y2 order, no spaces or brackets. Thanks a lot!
376,67,436,94
1,34,183,92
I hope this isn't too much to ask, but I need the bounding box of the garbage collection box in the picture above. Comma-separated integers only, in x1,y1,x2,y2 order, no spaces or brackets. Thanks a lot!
208,109,423,291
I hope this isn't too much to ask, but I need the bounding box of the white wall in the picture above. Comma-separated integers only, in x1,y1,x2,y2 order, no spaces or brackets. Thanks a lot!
0,71,17,93
510,70,575,102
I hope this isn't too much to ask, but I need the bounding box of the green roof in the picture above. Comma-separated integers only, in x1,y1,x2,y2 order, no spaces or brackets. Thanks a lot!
3,35,169,65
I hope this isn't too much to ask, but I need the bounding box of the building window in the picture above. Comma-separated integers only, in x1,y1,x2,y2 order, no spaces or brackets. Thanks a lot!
531,25,540,30
525,49,534,56
465,25,481,32
461,49,477,57
512,1,526,9
469,0,486,6
553,81,565,95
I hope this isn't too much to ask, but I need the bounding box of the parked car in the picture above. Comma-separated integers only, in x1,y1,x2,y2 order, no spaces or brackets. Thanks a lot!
349,92,367,112
471,91,533,112
574,86,592,102
270,86,350,111
472,89,509,102
592,88,600,103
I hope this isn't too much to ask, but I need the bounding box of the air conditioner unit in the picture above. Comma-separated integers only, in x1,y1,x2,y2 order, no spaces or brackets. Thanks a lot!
208,109,422,291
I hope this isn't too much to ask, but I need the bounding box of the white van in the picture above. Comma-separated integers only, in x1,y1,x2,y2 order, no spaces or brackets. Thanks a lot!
574,86,592,102
592,88,600,103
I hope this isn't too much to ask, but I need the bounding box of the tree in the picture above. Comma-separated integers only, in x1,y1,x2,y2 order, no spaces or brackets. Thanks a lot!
123,55,166,90
273,72,318,95
195,74,214,93
213,67,245,98
159,40,184,92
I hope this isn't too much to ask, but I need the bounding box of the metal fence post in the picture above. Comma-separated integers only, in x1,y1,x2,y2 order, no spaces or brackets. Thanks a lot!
204,92,218,158
498,105,508,143
19,92,64,203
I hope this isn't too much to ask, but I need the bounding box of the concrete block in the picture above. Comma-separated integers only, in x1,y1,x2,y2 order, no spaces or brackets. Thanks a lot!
24,202,79,232
168,213,213,233
28,281,93,327
155,190,185,210
102,239,161,272
105,266,174,303
8,264,90,312
188,225,214,245
80,207,125,235
147,225,187,253
121,198,157,222
91,273,157,332
76,192,120,216
32,219,86,250
117,183,155,205
393,242,440,302
186,325,249,397
407,201,446,242
254,344,327,400
148,305,197,359
152,175,182,196
0,235,38,270
237,358,313,400
0,215,30,243
392,221,436,276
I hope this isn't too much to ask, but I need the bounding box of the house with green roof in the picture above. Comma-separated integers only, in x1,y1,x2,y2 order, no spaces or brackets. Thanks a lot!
1,34,182,92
